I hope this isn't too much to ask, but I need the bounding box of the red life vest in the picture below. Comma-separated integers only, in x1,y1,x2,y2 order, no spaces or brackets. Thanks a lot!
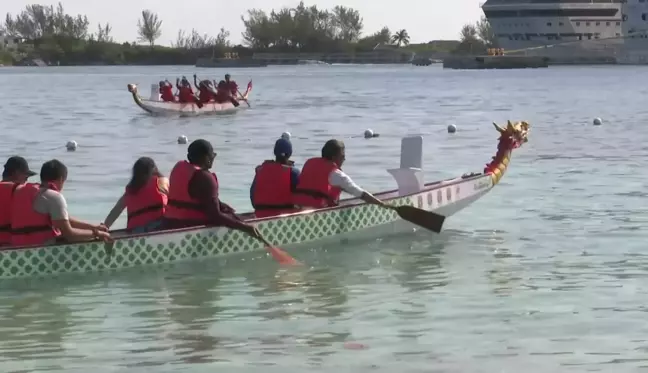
227,81,238,95
159,85,175,102
165,161,215,223
252,161,297,218
293,157,342,208
198,87,213,103
10,183,61,247
0,182,18,245
124,176,168,230
178,86,194,103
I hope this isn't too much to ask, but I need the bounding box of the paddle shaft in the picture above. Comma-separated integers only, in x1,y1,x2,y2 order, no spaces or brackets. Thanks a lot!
237,89,251,107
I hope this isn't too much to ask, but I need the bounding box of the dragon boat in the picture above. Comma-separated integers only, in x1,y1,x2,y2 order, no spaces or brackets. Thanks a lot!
126,81,252,116
0,121,530,279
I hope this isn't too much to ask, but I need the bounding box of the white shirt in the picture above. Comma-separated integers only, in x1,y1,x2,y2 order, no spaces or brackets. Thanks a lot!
328,169,365,198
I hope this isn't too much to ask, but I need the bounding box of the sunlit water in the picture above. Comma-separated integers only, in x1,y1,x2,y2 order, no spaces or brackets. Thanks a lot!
1,64,648,372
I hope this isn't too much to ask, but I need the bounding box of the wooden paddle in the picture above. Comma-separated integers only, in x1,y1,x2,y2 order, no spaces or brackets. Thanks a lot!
237,89,251,107
385,205,445,233
256,235,300,266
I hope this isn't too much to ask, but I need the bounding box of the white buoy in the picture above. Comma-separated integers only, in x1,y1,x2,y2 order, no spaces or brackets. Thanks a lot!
66,140,77,151
177,135,188,144
593,118,602,126
364,129,374,139
447,124,457,133
281,131,291,140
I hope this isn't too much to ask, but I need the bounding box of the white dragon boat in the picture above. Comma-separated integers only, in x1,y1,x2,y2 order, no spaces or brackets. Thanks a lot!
0,121,529,279
126,81,252,116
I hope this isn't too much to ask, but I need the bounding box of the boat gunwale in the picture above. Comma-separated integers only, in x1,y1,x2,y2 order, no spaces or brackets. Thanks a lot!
0,172,487,253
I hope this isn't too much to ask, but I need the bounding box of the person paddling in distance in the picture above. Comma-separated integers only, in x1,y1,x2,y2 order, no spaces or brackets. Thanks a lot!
0,156,37,246
224,74,238,96
162,139,264,240
158,80,175,102
102,157,169,233
250,138,301,218
193,74,217,104
10,159,111,246
294,139,394,210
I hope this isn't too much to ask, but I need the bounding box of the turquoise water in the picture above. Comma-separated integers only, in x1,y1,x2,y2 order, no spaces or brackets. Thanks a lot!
1,64,648,371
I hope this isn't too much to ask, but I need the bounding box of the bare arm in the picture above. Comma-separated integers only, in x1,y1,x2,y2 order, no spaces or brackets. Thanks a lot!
102,194,126,229
52,219,108,242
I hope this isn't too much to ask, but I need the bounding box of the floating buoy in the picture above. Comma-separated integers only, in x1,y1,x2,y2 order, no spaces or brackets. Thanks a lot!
447,124,457,133
343,342,368,350
281,131,291,140
593,118,602,126
177,135,188,144
363,129,379,139
66,140,77,151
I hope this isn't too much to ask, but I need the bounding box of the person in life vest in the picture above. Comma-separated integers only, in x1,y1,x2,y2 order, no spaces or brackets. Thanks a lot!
250,138,301,218
102,157,169,233
162,139,263,242
224,74,239,96
214,80,240,107
0,156,37,246
10,159,111,247
159,80,175,102
193,74,216,104
294,139,392,209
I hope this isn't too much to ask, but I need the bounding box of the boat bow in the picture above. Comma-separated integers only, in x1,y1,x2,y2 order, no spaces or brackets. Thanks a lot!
484,120,530,185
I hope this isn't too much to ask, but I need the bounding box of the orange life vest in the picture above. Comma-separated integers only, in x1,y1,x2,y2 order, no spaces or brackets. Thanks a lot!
0,182,18,245
10,183,61,247
124,176,168,230
252,161,296,218
293,157,342,208
165,161,213,223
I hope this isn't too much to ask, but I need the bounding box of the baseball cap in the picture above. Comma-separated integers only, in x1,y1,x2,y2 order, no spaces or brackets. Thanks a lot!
274,138,293,158
3,156,36,178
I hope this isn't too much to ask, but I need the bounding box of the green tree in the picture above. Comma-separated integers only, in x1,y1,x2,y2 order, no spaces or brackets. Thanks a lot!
391,29,410,46
476,16,497,47
137,10,162,46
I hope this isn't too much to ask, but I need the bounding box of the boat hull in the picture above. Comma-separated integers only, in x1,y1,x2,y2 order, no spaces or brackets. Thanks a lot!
0,174,492,279
127,83,251,116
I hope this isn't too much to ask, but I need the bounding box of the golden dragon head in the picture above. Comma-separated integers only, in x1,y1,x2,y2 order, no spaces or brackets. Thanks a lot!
493,120,530,150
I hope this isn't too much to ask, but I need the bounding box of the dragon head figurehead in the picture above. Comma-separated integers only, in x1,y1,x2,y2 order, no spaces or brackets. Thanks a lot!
493,120,530,150
484,120,530,185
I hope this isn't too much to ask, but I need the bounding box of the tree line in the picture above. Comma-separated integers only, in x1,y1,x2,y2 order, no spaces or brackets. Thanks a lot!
0,2,493,66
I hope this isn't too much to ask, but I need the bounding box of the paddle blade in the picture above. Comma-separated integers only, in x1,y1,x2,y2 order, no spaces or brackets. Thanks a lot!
267,246,301,266
395,205,445,233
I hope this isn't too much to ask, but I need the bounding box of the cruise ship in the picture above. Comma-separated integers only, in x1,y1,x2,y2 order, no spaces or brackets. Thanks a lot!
481,0,648,62
481,0,623,51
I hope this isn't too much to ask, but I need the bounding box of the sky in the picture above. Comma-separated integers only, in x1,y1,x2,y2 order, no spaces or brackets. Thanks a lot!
5,0,485,46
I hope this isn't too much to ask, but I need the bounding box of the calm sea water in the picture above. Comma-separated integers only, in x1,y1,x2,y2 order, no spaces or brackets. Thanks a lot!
1,64,648,372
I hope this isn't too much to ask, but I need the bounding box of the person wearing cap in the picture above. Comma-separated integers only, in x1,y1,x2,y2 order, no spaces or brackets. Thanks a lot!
10,159,111,246
0,156,37,246
193,74,216,104
250,138,301,218
294,139,392,209
163,139,263,239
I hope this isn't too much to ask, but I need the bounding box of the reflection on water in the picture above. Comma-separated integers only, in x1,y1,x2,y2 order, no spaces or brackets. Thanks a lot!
4,65,648,371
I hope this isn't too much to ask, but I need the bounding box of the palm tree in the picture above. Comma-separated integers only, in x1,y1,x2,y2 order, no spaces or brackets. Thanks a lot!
391,29,410,47
137,10,162,46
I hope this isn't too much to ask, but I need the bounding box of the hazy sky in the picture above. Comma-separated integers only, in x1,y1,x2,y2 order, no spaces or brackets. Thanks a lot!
5,0,485,45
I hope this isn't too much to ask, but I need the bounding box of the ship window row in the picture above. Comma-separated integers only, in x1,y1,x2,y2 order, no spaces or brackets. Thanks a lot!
498,21,621,27
484,9,619,17
497,32,624,41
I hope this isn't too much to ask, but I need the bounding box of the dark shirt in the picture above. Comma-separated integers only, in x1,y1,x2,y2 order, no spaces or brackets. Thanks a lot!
163,169,246,230
249,166,300,205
